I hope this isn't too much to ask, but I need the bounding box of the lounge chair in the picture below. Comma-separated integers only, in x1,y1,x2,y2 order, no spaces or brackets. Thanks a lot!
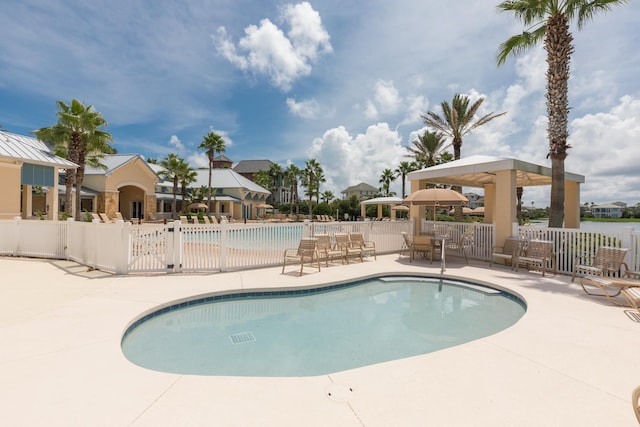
315,234,344,266
192,217,200,224
411,235,434,263
282,238,321,276
515,239,555,276
490,237,524,269
571,246,630,282
115,212,125,221
91,213,102,222
580,275,640,305
201,215,211,224
633,385,640,424
622,286,640,313
210,215,219,224
99,213,113,223
349,232,376,260
180,216,189,224
334,233,363,264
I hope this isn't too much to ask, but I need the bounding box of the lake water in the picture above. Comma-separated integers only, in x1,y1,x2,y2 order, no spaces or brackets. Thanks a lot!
530,221,638,233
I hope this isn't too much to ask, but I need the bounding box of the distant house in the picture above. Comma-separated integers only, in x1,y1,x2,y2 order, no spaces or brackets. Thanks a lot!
232,159,291,205
591,202,626,218
341,182,378,200
0,130,77,220
463,192,484,209
212,154,233,169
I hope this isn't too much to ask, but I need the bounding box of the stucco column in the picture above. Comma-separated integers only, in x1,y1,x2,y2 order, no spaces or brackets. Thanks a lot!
484,183,495,224
377,204,382,219
46,179,59,220
564,180,580,229
361,203,366,220
21,185,32,219
409,179,426,235
494,170,517,246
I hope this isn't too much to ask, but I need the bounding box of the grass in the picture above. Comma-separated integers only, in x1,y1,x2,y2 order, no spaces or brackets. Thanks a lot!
582,217,640,223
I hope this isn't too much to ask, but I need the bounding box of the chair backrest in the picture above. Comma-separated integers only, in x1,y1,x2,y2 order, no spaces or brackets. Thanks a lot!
401,231,412,246
350,233,364,245
192,217,200,224
297,238,317,256
527,240,553,258
593,246,628,269
91,213,102,222
99,213,111,222
413,235,432,248
202,215,211,224
210,216,219,224
334,233,350,247
315,234,332,250
115,212,124,221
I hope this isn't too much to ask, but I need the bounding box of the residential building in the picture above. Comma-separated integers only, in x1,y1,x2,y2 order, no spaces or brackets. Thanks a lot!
592,202,626,218
341,182,378,200
233,159,291,205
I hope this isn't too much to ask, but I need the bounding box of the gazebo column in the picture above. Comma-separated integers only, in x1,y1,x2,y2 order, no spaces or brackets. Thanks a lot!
361,203,366,220
21,185,32,219
409,179,426,235
564,180,580,228
46,179,59,220
494,170,517,246
377,204,382,219
483,184,495,224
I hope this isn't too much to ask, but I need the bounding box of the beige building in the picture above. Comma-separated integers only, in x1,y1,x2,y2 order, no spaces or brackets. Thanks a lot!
0,131,77,220
341,182,378,200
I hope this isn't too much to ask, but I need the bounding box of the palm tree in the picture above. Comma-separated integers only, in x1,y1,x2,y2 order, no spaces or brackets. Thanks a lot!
497,0,628,227
406,130,448,169
284,164,301,215
379,168,398,197
158,154,184,218
198,131,226,213
395,161,415,198
302,159,323,217
268,162,283,204
36,99,113,220
177,162,198,213
253,170,272,190
321,190,334,204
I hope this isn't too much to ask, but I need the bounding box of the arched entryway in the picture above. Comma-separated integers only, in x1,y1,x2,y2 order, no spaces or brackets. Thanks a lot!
118,185,146,220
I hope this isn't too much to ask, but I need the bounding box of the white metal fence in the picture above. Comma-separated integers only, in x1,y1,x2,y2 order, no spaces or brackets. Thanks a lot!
2,217,638,276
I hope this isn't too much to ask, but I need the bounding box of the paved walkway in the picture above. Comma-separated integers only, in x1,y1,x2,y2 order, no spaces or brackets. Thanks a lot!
1,254,639,426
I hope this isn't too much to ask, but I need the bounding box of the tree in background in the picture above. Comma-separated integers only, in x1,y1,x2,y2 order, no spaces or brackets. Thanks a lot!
284,164,301,216
395,161,416,198
36,99,114,220
406,130,448,168
497,0,628,227
198,131,226,213
378,168,397,197
178,161,197,213
159,153,184,218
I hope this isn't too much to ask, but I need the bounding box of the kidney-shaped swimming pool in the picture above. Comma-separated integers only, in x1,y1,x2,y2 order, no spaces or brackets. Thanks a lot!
121,275,526,377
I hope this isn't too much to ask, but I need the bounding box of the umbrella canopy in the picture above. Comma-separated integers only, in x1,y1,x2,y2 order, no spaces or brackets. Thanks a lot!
448,207,473,215
256,203,273,209
188,203,208,211
472,206,485,215
391,204,410,211
403,188,469,206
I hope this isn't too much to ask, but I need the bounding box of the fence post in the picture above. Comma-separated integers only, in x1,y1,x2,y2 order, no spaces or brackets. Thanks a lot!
219,220,227,272
115,221,130,274
167,220,181,273
303,219,312,237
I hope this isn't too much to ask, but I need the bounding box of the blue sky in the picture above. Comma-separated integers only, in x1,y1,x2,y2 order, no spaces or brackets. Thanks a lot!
1,1,639,207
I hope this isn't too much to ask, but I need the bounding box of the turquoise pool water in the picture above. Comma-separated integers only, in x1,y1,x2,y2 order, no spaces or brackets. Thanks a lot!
121,276,526,377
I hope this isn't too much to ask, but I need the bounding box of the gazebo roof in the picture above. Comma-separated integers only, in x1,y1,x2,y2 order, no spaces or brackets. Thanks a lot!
407,155,585,188
360,196,403,205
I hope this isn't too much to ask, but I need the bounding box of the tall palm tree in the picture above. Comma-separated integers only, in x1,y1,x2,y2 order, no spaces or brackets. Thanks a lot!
422,94,506,162
406,130,448,169
395,161,415,198
253,170,272,191
198,131,226,213
321,190,334,204
284,164,301,215
379,168,398,197
302,159,323,216
158,153,184,218
268,162,283,204
36,99,113,220
497,0,628,228
177,162,197,213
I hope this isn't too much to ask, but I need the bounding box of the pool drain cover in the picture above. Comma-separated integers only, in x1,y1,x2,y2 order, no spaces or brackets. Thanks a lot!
229,331,256,344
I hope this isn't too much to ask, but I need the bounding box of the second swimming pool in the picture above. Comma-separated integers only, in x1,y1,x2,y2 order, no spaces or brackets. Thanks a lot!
121,275,526,376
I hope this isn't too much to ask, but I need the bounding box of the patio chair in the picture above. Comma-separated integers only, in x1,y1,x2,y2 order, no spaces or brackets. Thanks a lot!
315,234,344,266
445,234,473,264
579,275,640,305
180,216,189,224
515,239,555,276
571,246,630,282
400,231,412,258
490,237,524,269
411,235,434,263
334,233,363,264
622,286,640,314
91,213,103,222
192,217,200,224
99,213,113,223
349,232,376,260
281,238,321,276
201,215,211,224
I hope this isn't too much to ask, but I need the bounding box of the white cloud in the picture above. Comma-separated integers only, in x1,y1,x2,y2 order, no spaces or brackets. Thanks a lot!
213,2,332,91
307,123,406,196
168,135,184,151
286,97,320,119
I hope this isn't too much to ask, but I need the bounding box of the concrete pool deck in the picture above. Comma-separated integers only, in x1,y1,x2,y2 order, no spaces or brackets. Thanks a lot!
1,254,639,426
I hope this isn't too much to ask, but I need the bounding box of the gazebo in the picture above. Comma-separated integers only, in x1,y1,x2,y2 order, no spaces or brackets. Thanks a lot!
360,196,403,220
406,155,585,245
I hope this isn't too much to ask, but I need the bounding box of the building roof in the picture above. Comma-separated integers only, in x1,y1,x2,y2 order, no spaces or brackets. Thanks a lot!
84,154,159,178
214,154,233,162
407,155,585,187
0,130,77,169
341,182,378,193
232,159,273,174
360,196,403,205
152,164,270,195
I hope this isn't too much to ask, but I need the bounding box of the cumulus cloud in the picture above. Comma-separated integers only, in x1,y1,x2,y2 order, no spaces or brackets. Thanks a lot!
168,135,184,151
286,97,321,119
213,2,332,91
307,123,407,196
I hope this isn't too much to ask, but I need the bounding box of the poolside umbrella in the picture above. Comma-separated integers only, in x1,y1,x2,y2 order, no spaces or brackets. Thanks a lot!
403,188,469,221
188,203,208,211
391,204,410,211
449,207,473,215
472,206,485,215
256,203,273,209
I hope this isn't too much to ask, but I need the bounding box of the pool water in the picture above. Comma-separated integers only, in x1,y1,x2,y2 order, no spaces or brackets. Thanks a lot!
121,276,525,377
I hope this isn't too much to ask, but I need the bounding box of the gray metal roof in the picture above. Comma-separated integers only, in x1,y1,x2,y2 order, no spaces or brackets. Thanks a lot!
232,159,273,174
84,154,159,179
0,131,77,169
152,164,270,195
